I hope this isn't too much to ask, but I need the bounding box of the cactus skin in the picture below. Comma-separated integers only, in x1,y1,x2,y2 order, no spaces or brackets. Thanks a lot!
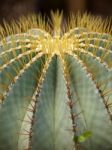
0,13,112,150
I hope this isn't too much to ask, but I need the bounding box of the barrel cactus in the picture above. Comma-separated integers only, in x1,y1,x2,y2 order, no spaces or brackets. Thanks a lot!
0,12,112,150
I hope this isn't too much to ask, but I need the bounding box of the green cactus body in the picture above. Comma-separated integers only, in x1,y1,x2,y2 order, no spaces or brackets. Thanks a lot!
0,13,112,150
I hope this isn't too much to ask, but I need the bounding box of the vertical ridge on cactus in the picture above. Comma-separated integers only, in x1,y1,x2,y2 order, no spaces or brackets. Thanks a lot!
0,12,112,150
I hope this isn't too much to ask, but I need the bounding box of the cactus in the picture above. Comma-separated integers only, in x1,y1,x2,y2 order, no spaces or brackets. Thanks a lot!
0,12,112,150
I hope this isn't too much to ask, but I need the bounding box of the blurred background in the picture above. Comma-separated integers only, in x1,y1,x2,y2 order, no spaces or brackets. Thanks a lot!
0,0,112,24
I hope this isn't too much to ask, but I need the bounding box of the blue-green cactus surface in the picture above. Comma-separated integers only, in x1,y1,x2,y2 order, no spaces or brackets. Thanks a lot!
0,13,112,150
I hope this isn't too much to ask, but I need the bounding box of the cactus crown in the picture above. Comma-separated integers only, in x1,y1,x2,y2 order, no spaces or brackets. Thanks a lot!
0,12,112,150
